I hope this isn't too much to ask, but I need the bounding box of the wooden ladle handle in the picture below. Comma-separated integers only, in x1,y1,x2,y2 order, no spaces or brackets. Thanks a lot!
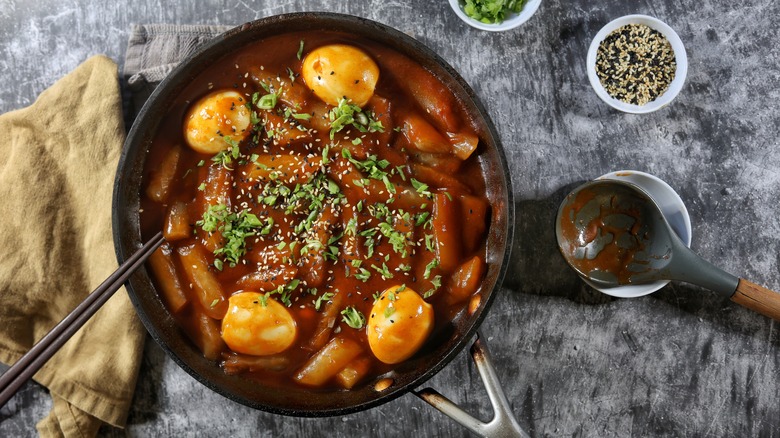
731,279,780,321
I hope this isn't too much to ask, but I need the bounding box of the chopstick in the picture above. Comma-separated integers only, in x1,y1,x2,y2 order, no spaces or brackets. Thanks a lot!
0,231,165,408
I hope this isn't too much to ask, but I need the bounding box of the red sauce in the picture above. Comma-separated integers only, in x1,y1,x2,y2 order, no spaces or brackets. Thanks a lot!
140,30,492,392
557,183,654,284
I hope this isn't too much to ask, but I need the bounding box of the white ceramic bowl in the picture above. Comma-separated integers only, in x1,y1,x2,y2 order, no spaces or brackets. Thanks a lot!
448,0,542,31
586,15,687,114
581,170,692,298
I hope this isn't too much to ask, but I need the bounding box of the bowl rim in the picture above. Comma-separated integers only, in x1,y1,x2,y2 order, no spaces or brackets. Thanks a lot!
586,14,688,114
447,0,542,31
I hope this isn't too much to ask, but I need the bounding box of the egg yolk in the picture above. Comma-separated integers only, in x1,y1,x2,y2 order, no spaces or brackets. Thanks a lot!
221,292,297,356
183,90,251,154
367,286,434,364
301,44,379,107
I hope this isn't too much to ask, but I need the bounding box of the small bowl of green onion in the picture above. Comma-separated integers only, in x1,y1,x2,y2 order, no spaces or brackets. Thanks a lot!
448,0,541,31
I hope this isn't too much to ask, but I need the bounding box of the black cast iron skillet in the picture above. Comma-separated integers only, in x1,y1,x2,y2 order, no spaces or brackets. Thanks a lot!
112,12,514,423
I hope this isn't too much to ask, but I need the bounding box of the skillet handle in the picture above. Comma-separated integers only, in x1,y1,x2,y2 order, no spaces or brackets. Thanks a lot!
413,333,530,438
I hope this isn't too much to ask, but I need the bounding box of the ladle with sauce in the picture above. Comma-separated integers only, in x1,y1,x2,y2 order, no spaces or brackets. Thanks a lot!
556,179,780,320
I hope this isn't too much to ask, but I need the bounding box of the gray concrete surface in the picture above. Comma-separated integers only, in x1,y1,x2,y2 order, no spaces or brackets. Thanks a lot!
1,0,779,436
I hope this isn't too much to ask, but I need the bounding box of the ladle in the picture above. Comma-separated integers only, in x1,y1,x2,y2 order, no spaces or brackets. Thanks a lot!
555,179,780,320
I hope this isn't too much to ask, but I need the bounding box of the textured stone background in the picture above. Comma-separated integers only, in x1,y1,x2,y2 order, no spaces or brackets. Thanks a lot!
1,0,779,436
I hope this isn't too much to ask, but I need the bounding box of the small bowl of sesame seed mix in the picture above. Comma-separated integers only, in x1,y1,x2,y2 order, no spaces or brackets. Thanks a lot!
586,15,687,113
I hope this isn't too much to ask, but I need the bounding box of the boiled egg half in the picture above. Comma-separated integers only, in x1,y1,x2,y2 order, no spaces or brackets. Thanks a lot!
183,90,251,154
221,292,297,356
367,286,434,364
301,44,379,107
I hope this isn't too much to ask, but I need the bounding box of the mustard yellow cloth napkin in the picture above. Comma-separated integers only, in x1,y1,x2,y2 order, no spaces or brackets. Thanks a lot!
0,55,146,437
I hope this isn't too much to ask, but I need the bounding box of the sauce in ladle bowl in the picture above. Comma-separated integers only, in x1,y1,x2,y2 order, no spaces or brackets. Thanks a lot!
556,180,664,286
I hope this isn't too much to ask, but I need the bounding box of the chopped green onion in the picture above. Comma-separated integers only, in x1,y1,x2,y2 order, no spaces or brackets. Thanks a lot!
287,67,296,85
314,292,334,311
354,267,371,282
328,98,384,139
371,263,393,280
462,0,526,24
341,306,366,329
196,204,274,268
256,92,278,110
424,258,439,280
425,233,436,252
415,212,430,226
